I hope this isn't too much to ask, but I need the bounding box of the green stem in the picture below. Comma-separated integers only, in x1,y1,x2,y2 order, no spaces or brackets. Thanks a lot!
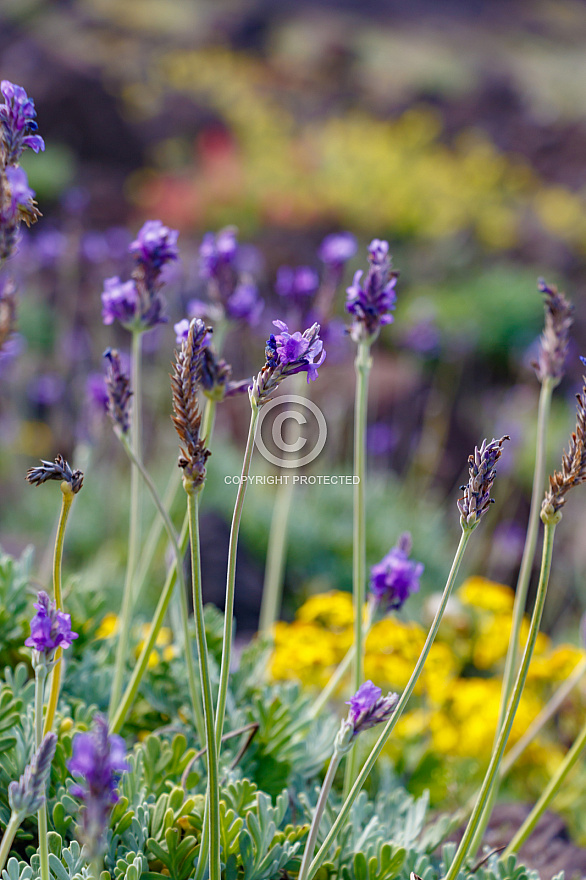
344,340,372,794
35,663,49,880
109,329,143,716
43,486,74,736
443,517,559,880
187,491,220,880
298,752,342,880
109,515,189,735
504,708,586,856
259,474,295,637
469,377,555,856
215,406,259,752
0,813,22,873
311,602,375,720
306,528,472,880
118,436,206,745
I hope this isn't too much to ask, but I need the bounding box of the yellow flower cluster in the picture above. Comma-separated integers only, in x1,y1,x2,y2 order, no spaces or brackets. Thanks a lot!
95,613,178,668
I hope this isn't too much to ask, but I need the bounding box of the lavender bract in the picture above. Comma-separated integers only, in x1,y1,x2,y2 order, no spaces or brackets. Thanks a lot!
346,239,398,343
335,681,399,752
542,358,586,516
250,320,326,406
171,318,211,489
68,715,129,859
26,454,84,493
370,532,424,611
0,80,45,164
25,590,78,655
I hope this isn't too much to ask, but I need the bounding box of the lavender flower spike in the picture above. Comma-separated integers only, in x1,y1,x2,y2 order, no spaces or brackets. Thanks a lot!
171,317,211,489
68,715,129,860
104,348,132,434
370,532,424,611
457,436,509,531
25,591,78,656
532,278,573,386
8,733,57,817
26,454,84,494
0,80,45,165
335,682,399,754
346,239,398,343
250,320,326,407
542,358,586,518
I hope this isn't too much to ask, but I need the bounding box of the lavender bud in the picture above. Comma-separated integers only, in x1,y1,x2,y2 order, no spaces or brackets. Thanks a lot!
542,358,586,519
26,454,84,494
103,348,132,435
532,278,573,386
171,318,211,490
249,319,326,407
370,532,424,611
335,681,399,753
8,733,57,817
25,590,78,657
457,436,509,531
345,239,398,343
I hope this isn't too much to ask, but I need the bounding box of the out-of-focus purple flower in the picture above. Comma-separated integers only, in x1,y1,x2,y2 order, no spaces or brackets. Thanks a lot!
68,715,129,860
0,333,22,372
101,276,138,327
187,298,214,321
318,232,357,268
0,81,45,164
33,229,68,267
343,681,399,737
174,319,190,345
199,227,238,280
27,373,66,407
275,266,319,301
272,319,326,381
366,423,397,457
403,318,441,355
81,232,110,264
370,533,423,610
25,591,78,655
491,520,526,565
87,372,109,412
129,219,179,271
60,187,90,217
226,281,264,325
104,348,132,434
346,239,398,343
5,166,34,215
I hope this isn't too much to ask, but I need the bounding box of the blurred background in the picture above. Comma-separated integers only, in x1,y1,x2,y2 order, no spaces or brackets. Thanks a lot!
1,0,586,639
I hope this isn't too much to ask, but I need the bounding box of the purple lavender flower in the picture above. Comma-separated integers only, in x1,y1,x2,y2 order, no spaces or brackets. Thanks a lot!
226,281,264,325
0,81,45,165
345,681,399,736
25,591,78,655
318,232,357,269
458,436,509,530
275,266,319,302
199,227,238,280
5,166,34,215
9,733,57,818
174,318,191,345
101,276,138,327
129,219,179,272
346,239,398,342
86,372,109,412
68,715,129,859
370,533,423,611
174,318,248,399
250,320,326,405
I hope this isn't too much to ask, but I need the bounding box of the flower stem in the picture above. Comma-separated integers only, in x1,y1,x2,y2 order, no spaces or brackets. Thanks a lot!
42,485,74,736
442,517,559,880
298,752,342,880
35,663,49,880
215,405,259,752
0,813,21,873
187,490,220,880
109,515,189,735
344,340,372,794
118,435,205,745
306,528,471,880
468,376,555,856
109,329,143,716
504,709,586,857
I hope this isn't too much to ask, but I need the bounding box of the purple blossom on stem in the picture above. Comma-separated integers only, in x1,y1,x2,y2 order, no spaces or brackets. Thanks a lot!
5,166,34,216
344,681,399,737
25,590,78,655
8,733,57,817
0,80,45,165
318,232,357,269
199,227,238,280
226,281,264,325
346,239,398,342
458,436,509,530
275,266,319,302
250,320,326,405
101,276,139,326
68,715,129,860
129,219,179,273
370,532,424,611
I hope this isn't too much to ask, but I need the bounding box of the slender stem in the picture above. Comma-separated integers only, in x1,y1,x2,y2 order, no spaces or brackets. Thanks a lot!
187,491,220,880
43,486,74,736
345,340,372,794
443,518,559,880
117,436,205,745
298,752,342,880
501,655,586,778
469,377,554,856
91,857,103,880
35,663,49,880
109,329,143,715
505,710,586,856
259,475,295,637
215,406,259,752
306,528,471,880
109,515,189,735
311,603,375,720
0,814,21,873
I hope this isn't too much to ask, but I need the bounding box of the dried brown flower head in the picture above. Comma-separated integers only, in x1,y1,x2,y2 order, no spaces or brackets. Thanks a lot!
171,317,211,491
26,454,84,494
532,278,573,386
543,360,586,517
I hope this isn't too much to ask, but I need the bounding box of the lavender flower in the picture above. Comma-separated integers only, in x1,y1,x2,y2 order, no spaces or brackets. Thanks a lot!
8,733,57,818
104,348,132,435
0,167,38,262
346,239,398,343
0,81,45,165
335,682,399,753
101,277,138,326
532,278,573,386
542,358,586,517
250,320,326,406
318,232,357,270
129,219,178,274
174,319,249,399
68,715,129,860
0,274,16,351
199,227,238,280
275,266,319,302
457,436,509,530
25,590,78,656
26,454,84,494
370,533,424,611
171,318,211,489
226,281,264,325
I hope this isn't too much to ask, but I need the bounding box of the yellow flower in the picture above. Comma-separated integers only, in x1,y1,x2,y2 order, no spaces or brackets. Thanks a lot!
528,644,585,683
458,577,514,613
140,624,173,647
296,591,354,629
96,612,118,639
